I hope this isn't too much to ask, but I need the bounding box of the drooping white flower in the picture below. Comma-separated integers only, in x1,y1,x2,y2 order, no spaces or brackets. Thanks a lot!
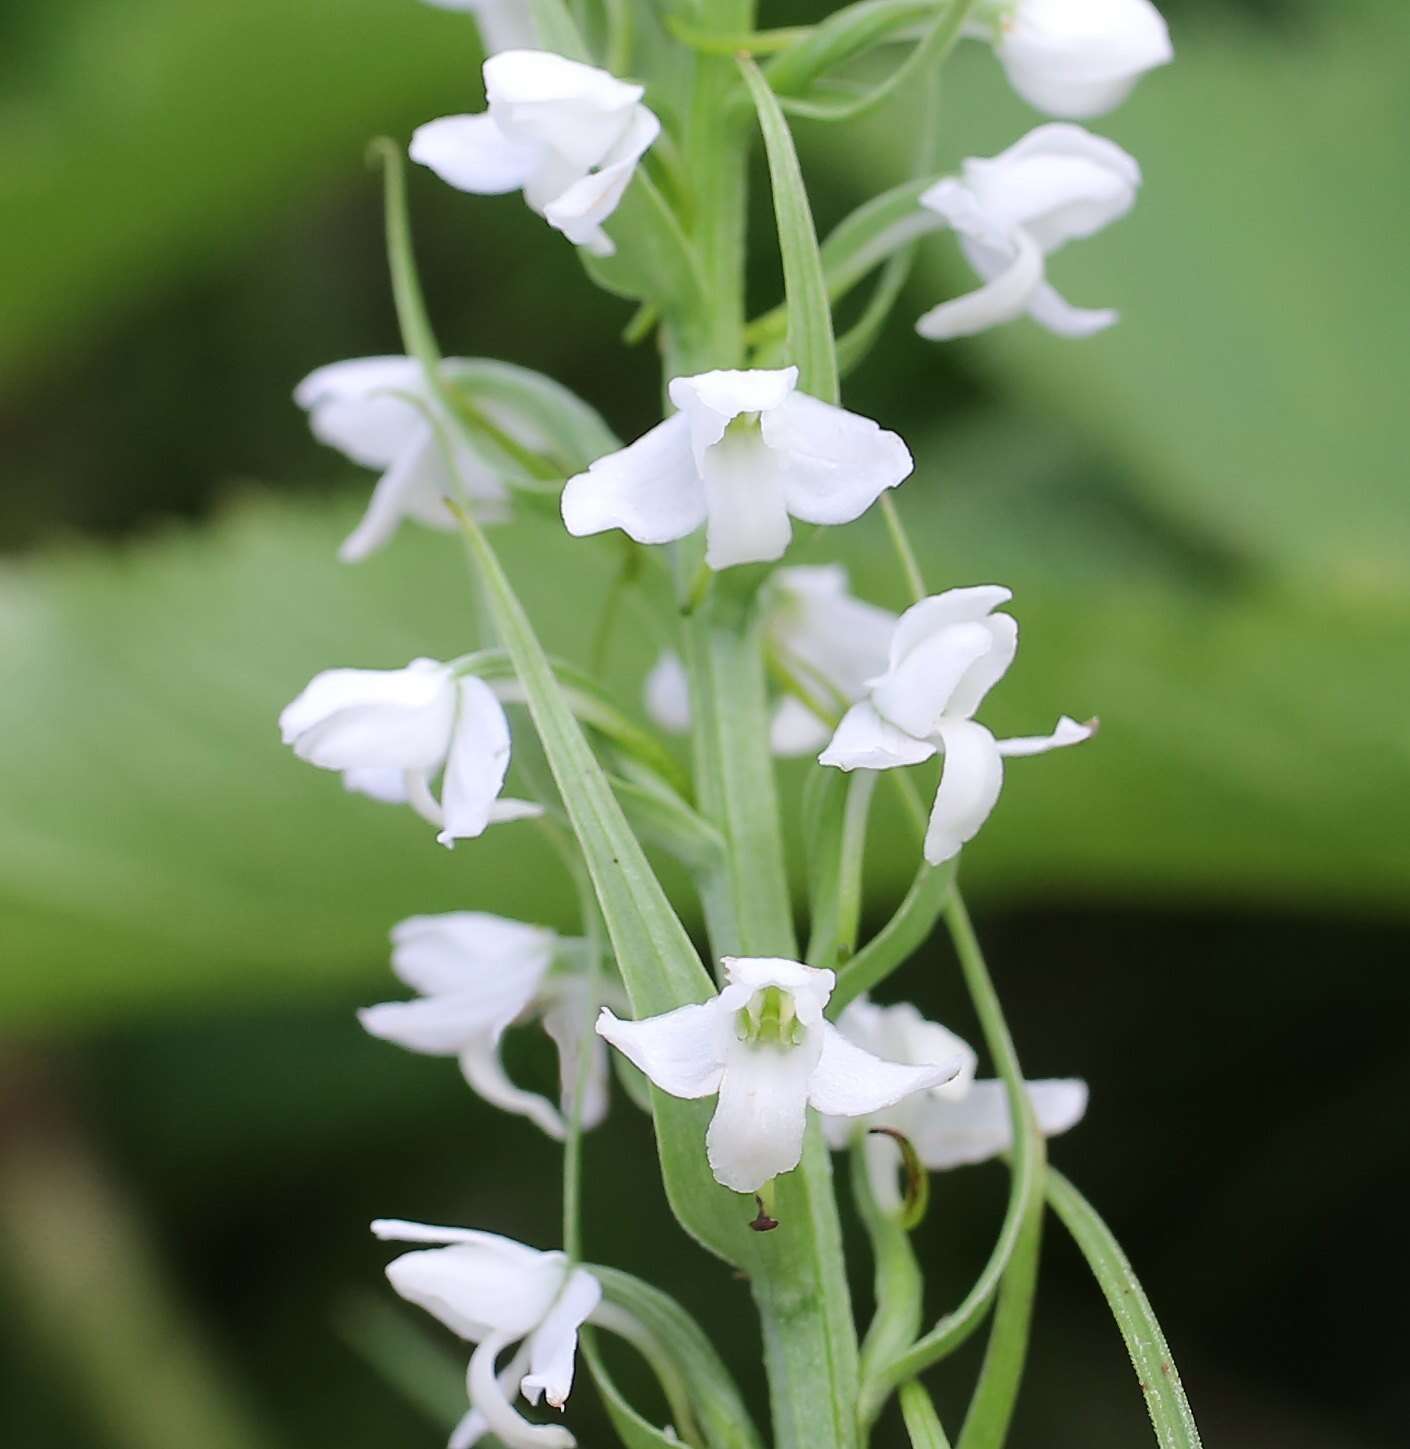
279,658,540,845
562,369,913,570
818,586,1093,864
374,1219,600,1449
422,0,539,55
821,996,1087,1208
915,125,1140,342
970,0,1173,120
596,957,964,1194
359,912,609,1139
410,50,660,256
295,356,514,563
645,565,897,755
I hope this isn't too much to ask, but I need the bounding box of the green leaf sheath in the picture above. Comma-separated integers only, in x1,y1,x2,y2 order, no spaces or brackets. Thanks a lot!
591,1266,766,1449
738,57,839,404
900,1380,954,1449
1046,1170,1204,1449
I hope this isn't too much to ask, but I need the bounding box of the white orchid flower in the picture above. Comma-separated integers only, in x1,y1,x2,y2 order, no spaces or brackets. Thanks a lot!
645,565,897,755
818,586,1093,864
422,0,539,55
822,996,1087,1209
970,0,1173,120
916,124,1140,342
279,658,540,845
359,912,609,1139
561,368,913,571
411,50,660,256
595,957,964,1195
294,356,515,563
373,1219,600,1449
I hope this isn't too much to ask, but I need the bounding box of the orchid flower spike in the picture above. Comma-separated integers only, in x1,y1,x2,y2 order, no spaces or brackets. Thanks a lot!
360,913,609,1138
295,356,516,563
916,124,1140,342
373,1220,600,1449
596,957,965,1196
646,565,897,755
818,586,1094,864
822,997,1087,1209
562,368,913,570
279,658,540,845
969,0,1173,119
422,0,539,55
411,50,660,256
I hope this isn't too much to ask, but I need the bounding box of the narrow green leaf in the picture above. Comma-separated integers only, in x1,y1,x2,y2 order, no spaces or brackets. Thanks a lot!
453,509,759,1265
443,359,621,471
774,0,976,124
591,1266,766,1449
746,178,940,354
806,772,876,970
1046,1169,1204,1449
610,766,725,871
737,57,838,404
763,0,939,98
529,0,592,60
900,1381,953,1449
581,1332,684,1449
829,859,954,1018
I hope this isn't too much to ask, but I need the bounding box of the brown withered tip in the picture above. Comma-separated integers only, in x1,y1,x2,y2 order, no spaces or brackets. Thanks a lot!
749,1196,779,1232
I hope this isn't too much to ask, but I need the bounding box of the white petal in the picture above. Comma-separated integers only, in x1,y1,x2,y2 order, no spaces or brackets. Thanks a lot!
967,125,1141,247
469,1333,575,1449
869,620,995,738
360,996,525,1056
699,423,792,570
915,228,1045,340
769,696,831,757
644,651,692,734
911,1077,1087,1170
411,113,542,194
543,105,659,247
279,659,455,772
460,1035,568,1139
769,565,896,704
721,955,834,1008
996,714,1096,757
296,357,427,467
1025,282,1118,338
423,0,540,56
924,720,1004,865
998,0,1172,120
763,391,914,526
490,797,545,822
807,1021,963,1117
885,587,1013,672
541,985,611,1131
521,1267,601,1408
818,701,937,772
668,367,799,467
560,413,705,546
945,613,1019,720
383,1237,566,1340
449,1340,532,1449
486,50,643,170
594,1003,725,1100
706,1036,816,1193
339,423,448,563
391,912,557,995
835,998,978,1104
438,676,513,844
342,766,411,803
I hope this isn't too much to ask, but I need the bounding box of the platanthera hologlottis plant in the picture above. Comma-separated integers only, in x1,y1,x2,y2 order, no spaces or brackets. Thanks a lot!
280,3,1200,1448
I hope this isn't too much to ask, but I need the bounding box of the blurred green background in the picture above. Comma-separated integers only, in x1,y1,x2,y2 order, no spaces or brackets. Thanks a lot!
2,0,1406,1445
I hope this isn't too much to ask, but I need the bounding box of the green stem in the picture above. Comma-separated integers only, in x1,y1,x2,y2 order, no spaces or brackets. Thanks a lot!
881,492,927,604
